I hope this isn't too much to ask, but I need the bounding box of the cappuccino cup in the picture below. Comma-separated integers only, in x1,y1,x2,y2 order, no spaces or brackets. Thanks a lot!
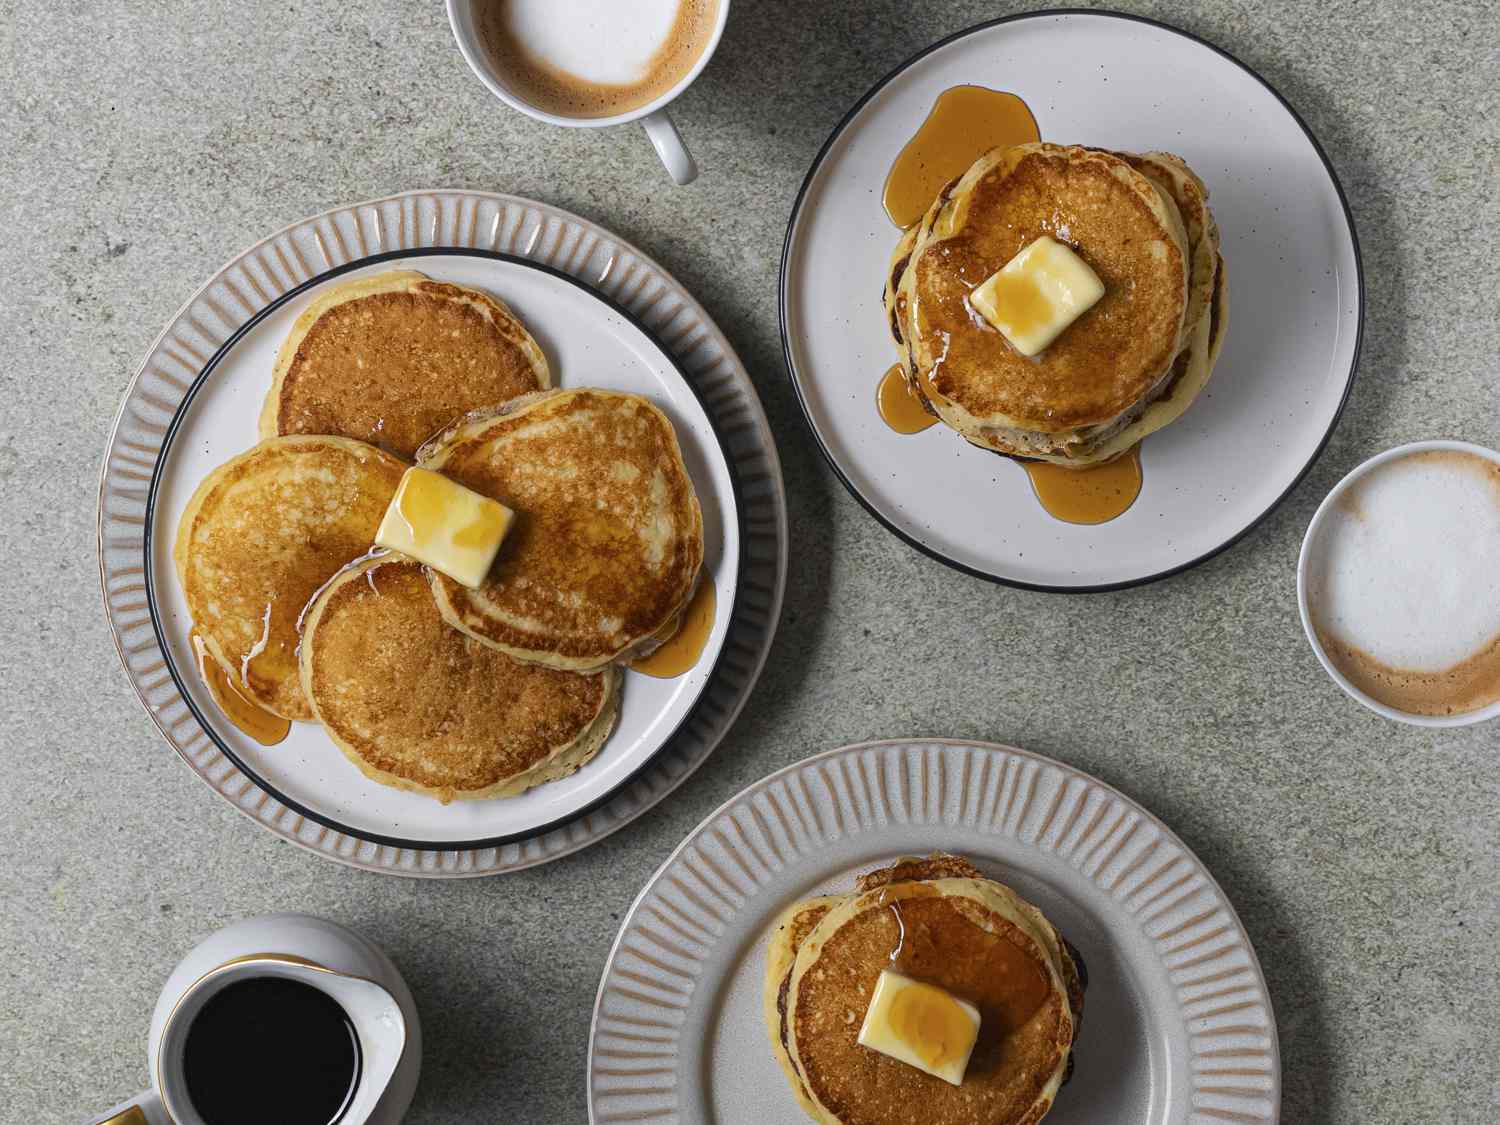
1298,440,1500,727
447,0,729,185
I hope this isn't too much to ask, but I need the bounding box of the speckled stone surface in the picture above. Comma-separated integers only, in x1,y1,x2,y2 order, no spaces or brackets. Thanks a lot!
2,1,1497,1122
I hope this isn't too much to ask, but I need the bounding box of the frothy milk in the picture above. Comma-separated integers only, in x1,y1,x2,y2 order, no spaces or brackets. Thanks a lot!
477,0,719,119
1307,449,1500,716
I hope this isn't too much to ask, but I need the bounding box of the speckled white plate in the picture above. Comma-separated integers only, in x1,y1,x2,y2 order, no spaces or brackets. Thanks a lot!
590,738,1279,1124
781,11,1363,591
99,190,787,875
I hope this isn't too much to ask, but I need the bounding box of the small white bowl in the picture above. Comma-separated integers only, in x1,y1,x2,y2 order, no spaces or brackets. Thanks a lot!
1297,439,1500,727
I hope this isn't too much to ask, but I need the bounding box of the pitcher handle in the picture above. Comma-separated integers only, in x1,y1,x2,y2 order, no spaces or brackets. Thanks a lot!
87,1091,170,1125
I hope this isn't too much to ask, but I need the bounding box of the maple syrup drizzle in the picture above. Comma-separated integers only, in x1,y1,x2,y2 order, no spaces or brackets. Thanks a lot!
876,364,939,434
888,902,908,962
877,882,1051,1033
883,85,1040,230
630,580,717,678
191,631,290,746
1021,445,1143,525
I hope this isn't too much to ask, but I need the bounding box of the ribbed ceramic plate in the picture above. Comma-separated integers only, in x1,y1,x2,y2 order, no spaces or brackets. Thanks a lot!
99,190,787,876
590,739,1279,1123
781,11,1362,591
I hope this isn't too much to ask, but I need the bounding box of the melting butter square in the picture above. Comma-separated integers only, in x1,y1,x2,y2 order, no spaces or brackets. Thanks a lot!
969,234,1105,357
375,467,513,589
856,969,981,1086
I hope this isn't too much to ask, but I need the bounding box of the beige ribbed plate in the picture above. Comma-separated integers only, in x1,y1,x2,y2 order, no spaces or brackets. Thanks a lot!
590,738,1279,1123
98,190,786,876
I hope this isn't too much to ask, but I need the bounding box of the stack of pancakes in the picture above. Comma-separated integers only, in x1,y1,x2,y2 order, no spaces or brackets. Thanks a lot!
884,142,1227,466
175,272,704,803
765,855,1086,1125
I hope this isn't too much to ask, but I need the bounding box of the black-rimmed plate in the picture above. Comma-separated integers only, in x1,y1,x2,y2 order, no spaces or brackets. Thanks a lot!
781,10,1361,591
136,246,740,852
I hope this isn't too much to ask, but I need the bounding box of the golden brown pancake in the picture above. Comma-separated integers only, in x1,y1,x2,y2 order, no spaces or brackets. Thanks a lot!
882,144,1227,466
417,388,704,671
964,251,1226,466
764,897,843,1119
1118,150,1220,344
769,855,1084,1125
173,435,406,720
901,143,1190,435
298,556,619,802
261,271,550,459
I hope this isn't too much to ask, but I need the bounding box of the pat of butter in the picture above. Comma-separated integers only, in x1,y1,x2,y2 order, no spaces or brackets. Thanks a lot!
969,235,1105,357
856,970,981,1086
375,467,513,589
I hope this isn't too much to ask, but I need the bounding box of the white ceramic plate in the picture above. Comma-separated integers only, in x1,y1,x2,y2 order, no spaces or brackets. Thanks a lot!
781,11,1363,590
590,738,1279,1124
100,191,787,873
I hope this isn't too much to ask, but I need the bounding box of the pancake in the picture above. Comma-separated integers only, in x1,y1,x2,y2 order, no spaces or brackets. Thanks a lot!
764,897,843,1119
899,143,1190,442
769,855,1084,1125
417,388,704,671
1118,151,1220,345
963,252,1227,465
261,271,551,459
173,435,406,720
883,143,1226,466
298,556,619,802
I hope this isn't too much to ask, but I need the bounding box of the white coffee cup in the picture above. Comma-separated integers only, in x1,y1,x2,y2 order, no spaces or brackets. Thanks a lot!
1297,439,1500,728
87,914,421,1125
446,0,730,185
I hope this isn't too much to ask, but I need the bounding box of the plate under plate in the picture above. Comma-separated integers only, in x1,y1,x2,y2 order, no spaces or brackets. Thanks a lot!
100,191,787,874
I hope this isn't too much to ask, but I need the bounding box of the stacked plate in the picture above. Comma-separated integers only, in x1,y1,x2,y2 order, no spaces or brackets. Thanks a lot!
99,190,788,876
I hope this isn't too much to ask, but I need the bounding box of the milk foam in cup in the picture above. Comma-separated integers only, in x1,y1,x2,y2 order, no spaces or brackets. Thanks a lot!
447,0,730,185
1298,440,1500,726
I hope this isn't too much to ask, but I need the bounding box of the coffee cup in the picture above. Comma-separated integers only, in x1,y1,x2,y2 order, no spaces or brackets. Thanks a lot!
446,0,729,185
87,914,421,1125
1298,439,1500,727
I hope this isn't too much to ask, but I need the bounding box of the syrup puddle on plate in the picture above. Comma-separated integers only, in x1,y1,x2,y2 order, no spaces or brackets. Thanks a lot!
1021,445,1143,525
877,85,1144,526
876,364,938,434
191,631,289,746
882,85,1040,229
630,580,716,678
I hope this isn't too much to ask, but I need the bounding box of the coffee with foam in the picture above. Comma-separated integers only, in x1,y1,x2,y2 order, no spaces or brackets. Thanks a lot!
477,0,720,119
1306,449,1500,717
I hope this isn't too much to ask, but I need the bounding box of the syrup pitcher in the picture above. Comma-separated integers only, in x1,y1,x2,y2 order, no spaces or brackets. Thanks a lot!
87,914,421,1125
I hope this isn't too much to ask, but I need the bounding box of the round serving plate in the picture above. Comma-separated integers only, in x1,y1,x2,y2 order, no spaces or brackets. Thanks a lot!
590,738,1279,1124
781,10,1363,591
99,190,787,876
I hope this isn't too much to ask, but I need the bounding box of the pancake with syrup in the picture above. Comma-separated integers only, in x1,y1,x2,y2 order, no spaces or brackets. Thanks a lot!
417,388,704,672
298,556,619,803
891,143,1195,464
173,435,406,720
261,271,550,459
767,855,1085,1125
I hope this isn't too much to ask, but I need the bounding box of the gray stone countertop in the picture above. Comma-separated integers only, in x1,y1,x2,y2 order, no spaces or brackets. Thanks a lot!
1,1,1496,1121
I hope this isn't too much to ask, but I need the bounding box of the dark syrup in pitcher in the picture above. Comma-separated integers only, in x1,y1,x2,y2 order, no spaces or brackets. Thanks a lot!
183,976,361,1125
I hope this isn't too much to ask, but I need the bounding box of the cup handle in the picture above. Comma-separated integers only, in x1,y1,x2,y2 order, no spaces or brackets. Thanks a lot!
88,1091,170,1125
640,109,698,185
